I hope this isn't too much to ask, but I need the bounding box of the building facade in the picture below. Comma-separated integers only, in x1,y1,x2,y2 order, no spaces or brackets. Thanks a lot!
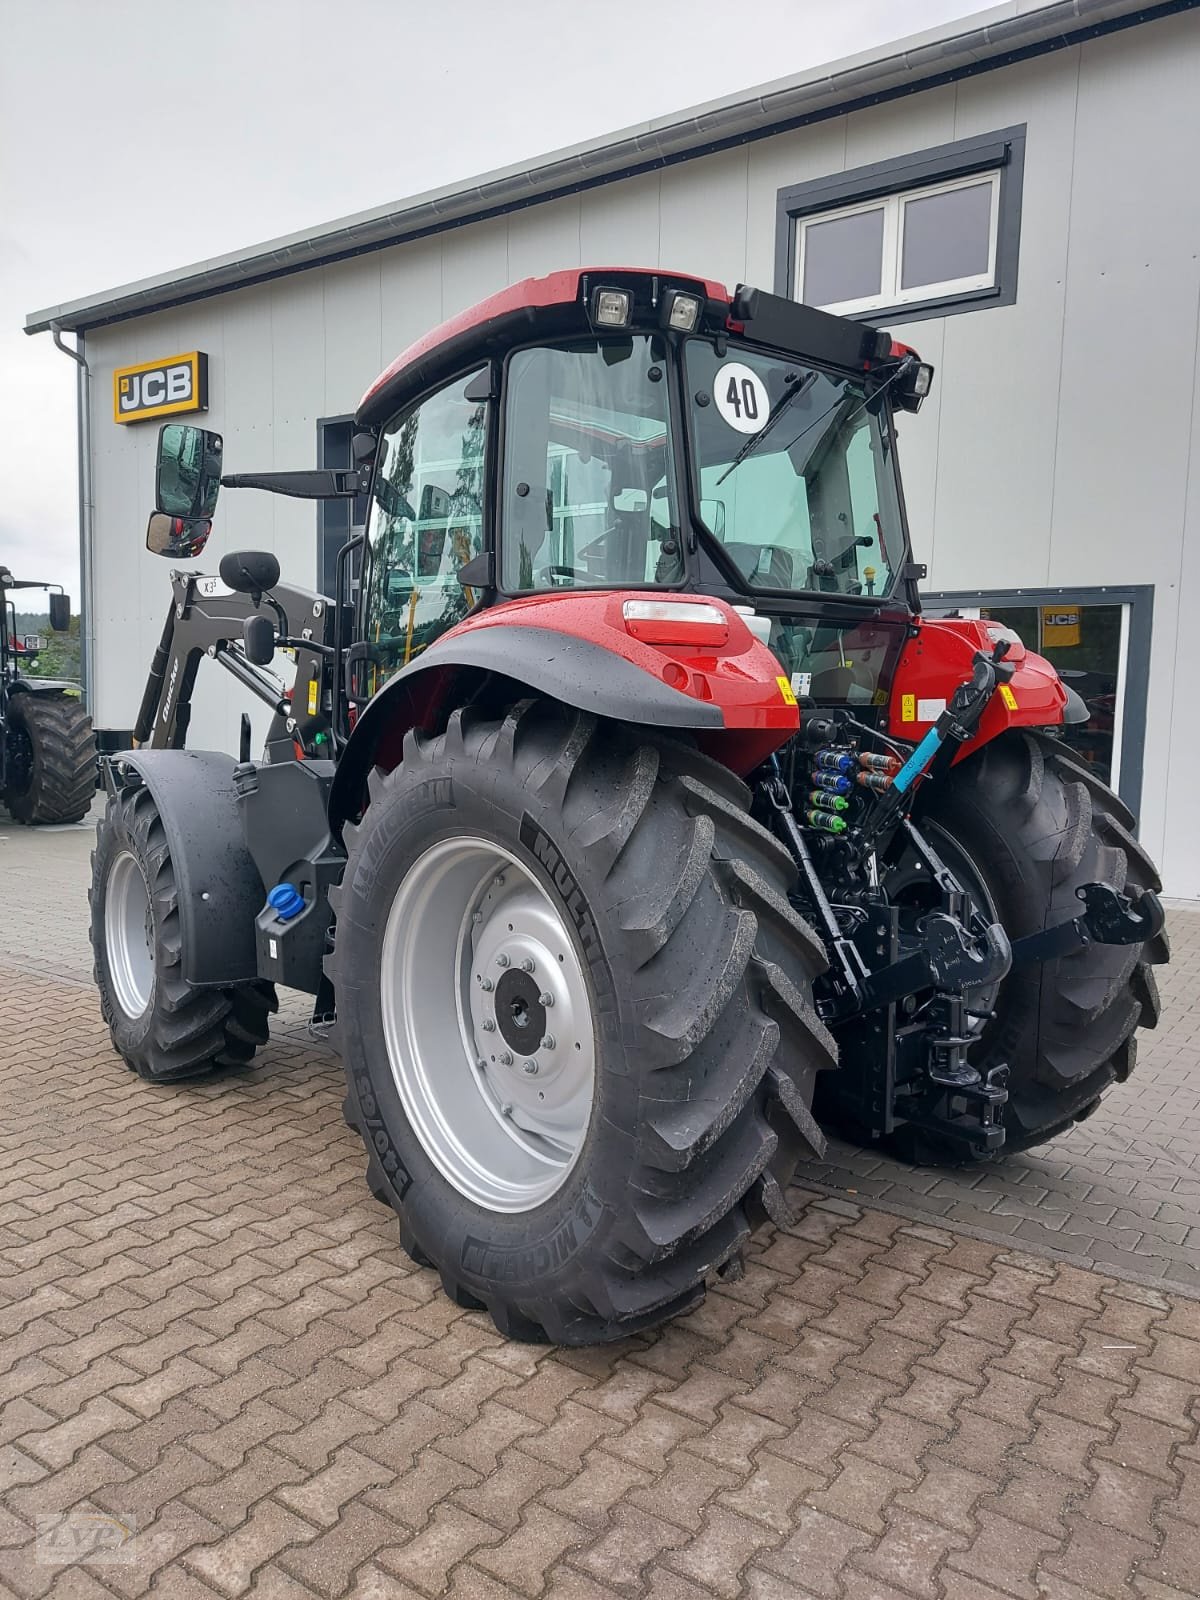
26,0,1200,895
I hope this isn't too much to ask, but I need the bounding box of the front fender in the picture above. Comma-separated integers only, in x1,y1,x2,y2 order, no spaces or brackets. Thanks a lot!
329,592,800,831
104,750,264,987
887,616,1069,756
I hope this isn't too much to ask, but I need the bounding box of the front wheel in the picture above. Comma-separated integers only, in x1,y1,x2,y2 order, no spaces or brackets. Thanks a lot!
90,784,277,1081
894,731,1167,1157
3,692,96,824
331,700,835,1344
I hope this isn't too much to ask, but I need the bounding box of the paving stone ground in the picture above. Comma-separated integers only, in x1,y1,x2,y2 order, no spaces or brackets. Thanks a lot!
2,806,1199,1597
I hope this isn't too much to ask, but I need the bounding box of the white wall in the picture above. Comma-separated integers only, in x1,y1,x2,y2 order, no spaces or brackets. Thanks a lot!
84,8,1200,894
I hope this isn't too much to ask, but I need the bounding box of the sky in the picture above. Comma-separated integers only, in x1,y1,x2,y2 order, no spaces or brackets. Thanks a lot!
0,0,996,599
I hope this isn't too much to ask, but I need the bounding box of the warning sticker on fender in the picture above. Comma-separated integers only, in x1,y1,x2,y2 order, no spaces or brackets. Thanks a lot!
999,684,1019,710
901,694,916,722
776,675,798,707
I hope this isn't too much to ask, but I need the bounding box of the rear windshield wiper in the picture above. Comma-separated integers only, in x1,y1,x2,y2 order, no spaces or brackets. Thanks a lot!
715,370,818,486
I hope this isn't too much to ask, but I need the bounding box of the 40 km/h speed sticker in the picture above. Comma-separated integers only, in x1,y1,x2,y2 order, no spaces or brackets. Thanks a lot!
714,362,770,434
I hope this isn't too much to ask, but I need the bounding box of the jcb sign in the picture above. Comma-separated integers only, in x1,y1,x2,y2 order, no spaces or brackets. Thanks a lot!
113,352,208,425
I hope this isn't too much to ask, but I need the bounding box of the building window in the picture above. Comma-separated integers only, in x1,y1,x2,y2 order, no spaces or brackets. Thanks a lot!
776,126,1025,325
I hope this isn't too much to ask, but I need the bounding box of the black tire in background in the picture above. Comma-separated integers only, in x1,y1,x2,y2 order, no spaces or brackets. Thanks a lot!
904,730,1167,1157
3,692,96,824
331,699,836,1345
90,784,276,1082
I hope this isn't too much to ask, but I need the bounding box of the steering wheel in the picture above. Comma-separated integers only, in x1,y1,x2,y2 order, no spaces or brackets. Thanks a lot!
538,566,579,588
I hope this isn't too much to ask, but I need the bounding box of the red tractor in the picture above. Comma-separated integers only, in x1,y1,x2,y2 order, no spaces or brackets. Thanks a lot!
91,270,1167,1344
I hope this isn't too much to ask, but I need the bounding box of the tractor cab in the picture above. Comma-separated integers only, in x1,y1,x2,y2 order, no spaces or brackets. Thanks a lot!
351,271,931,707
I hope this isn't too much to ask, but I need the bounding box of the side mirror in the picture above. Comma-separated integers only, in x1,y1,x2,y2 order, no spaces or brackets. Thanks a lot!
243,614,276,666
156,424,223,519
146,511,213,560
48,593,71,632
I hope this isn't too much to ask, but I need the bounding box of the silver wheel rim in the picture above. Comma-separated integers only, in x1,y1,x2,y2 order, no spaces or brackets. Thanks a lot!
380,836,597,1212
106,850,155,1019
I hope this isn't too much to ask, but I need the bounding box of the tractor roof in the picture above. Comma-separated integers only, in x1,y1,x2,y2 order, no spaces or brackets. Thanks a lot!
357,267,730,427
355,267,909,431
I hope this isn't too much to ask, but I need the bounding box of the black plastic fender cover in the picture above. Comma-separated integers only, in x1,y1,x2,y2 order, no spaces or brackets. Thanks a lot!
109,750,265,988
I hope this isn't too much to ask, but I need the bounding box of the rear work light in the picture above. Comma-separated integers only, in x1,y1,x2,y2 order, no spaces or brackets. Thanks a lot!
910,363,934,399
662,289,703,332
591,287,632,328
622,598,730,646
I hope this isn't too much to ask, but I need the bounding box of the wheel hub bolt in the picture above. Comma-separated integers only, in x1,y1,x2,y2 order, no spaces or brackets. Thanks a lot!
541,1034,556,1051
479,977,494,992
496,953,510,968
482,1019,496,1033
521,958,535,972
499,1051,513,1066
500,1101,512,1116
523,1060,539,1075
539,992,553,1007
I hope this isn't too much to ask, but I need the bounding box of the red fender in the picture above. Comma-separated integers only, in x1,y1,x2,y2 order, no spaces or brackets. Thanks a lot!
887,616,1067,758
338,592,801,828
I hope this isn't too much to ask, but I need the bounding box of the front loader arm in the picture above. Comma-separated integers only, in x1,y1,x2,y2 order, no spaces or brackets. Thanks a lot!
134,571,334,753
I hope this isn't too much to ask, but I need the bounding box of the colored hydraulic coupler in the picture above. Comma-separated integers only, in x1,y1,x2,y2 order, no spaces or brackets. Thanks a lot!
858,751,901,774
806,809,848,834
809,790,850,813
815,749,856,774
812,771,852,795
856,770,895,793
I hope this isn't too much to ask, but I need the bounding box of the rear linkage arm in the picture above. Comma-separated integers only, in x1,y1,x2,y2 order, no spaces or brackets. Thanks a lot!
758,642,1165,1154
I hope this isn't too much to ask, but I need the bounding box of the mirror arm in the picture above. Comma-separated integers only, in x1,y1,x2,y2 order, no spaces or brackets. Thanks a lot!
221,470,363,500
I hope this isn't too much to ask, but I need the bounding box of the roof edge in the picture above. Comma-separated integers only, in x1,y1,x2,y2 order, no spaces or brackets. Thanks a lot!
25,0,1191,336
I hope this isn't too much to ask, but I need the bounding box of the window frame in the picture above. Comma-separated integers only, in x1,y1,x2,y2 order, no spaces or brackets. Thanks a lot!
775,125,1025,326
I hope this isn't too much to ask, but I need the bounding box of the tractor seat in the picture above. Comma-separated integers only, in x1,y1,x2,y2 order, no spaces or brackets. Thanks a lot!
723,542,794,589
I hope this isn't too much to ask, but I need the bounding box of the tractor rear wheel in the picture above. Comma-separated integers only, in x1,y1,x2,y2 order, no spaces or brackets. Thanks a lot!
90,784,277,1081
894,730,1167,1159
331,699,835,1344
2,692,96,824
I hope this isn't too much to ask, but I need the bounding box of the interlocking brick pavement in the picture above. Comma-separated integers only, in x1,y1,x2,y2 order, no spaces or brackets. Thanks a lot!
1,975,1199,1594
3,815,1200,1597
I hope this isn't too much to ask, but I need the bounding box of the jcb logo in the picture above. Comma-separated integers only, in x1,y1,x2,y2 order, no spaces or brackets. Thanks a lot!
113,352,208,425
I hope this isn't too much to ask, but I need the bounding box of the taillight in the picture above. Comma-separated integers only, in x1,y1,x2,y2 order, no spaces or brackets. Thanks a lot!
622,599,730,647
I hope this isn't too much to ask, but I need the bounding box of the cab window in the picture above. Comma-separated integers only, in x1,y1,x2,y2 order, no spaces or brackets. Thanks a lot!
501,339,683,591
363,369,488,679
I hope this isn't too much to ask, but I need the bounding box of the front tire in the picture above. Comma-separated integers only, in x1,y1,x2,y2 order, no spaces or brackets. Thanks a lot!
3,692,96,824
90,784,277,1081
905,731,1167,1156
331,700,835,1345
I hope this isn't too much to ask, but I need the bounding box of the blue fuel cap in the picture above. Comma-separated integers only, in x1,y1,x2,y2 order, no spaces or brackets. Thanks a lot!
267,883,305,921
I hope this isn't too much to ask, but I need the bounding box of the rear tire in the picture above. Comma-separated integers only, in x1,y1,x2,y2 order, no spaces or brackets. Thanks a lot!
901,730,1167,1158
3,692,96,824
90,784,277,1081
331,700,835,1345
